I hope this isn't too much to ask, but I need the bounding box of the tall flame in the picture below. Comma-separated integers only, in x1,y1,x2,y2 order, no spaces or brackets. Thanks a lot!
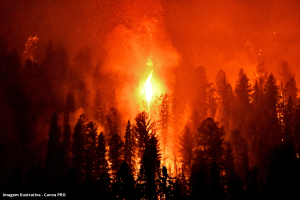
142,70,154,112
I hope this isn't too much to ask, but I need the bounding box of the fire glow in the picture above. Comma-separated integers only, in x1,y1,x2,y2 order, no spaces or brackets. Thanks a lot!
141,70,154,111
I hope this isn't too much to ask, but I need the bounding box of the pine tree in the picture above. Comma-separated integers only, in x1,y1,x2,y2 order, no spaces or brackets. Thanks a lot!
109,134,124,176
193,66,211,120
124,120,135,173
190,150,209,199
192,117,225,199
60,109,72,176
72,114,86,182
294,101,300,154
252,80,262,110
215,70,234,132
139,135,161,200
113,161,135,200
45,112,62,181
222,141,236,194
93,89,106,125
283,96,294,143
285,77,297,104
179,125,194,177
96,132,111,199
234,69,251,109
197,117,224,163
85,122,98,181
207,86,218,118
233,69,251,128
134,111,156,161
96,132,109,178
105,107,122,142
265,73,281,146
171,98,183,176
158,93,171,165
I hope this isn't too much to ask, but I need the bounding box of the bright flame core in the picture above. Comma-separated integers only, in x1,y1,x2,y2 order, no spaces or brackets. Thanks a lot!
142,70,154,110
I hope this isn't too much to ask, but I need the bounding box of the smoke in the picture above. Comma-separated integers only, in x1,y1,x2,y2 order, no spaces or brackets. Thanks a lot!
162,0,300,85
1,0,300,176
101,0,180,121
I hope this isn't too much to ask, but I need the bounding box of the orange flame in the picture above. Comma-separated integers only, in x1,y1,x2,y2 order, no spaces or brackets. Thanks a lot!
142,70,154,112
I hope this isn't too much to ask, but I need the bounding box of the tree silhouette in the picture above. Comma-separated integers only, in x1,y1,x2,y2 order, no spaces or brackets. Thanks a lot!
179,125,194,177
222,141,236,195
138,135,161,200
158,93,171,165
197,117,224,163
113,161,135,200
215,70,233,132
96,132,109,178
124,120,135,173
96,132,111,199
72,114,86,182
109,134,124,176
232,68,251,129
59,109,72,179
134,111,156,161
105,107,122,142
45,112,62,182
85,121,98,181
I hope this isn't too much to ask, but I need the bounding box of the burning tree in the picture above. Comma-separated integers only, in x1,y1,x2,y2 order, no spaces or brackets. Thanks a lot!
134,111,156,161
158,93,171,165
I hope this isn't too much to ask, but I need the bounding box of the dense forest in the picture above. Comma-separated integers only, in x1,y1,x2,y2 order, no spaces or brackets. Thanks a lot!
1,0,300,199
0,37,300,200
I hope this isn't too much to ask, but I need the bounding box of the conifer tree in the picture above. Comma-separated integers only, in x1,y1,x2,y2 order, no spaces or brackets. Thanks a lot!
124,120,135,173
222,141,236,194
113,161,135,200
191,117,225,199
85,121,98,181
294,101,300,154
285,77,297,104
197,117,224,163
265,73,281,146
96,132,109,178
105,107,122,142
93,89,106,125
139,135,161,200
72,114,86,182
158,93,170,164
233,69,251,128
179,125,194,177
193,66,211,120
215,70,233,132
60,110,72,175
109,134,124,176
134,111,156,161
96,132,111,199
234,69,251,109
45,112,62,181
283,96,294,143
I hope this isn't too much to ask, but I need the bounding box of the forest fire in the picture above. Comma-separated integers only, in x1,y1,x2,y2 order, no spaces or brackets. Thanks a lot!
141,69,154,112
1,0,300,199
